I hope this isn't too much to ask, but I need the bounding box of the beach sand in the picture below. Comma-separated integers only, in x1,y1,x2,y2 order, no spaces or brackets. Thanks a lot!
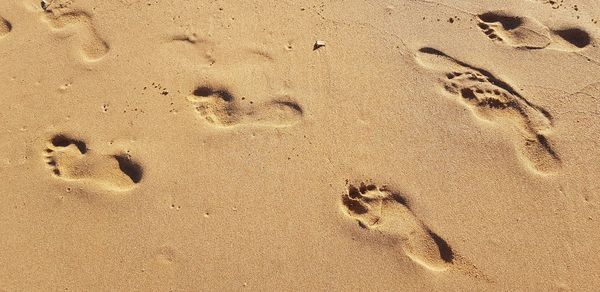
1,0,600,290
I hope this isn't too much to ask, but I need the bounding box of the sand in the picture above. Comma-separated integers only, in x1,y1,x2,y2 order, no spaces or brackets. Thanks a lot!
1,0,600,290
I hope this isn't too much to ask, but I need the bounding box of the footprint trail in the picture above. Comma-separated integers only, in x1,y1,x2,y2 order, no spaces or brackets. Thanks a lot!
416,47,561,173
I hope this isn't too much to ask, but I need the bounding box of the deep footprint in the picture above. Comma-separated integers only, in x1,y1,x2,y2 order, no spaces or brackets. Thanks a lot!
341,183,456,271
42,7,109,60
43,134,142,191
187,85,303,128
416,47,561,173
476,11,591,51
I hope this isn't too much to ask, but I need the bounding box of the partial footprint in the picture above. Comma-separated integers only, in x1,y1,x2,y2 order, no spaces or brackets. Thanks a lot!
187,85,303,128
341,182,483,277
168,32,273,67
416,47,561,173
43,134,142,192
42,5,109,61
0,16,11,37
477,12,551,49
552,27,592,49
477,11,591,51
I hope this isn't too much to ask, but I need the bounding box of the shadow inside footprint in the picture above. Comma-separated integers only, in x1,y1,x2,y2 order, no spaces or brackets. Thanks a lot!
193,86,234,102
51,134,87,154
429,231,454,263
554,28,591,48
114,155,143,184
478,12,523,30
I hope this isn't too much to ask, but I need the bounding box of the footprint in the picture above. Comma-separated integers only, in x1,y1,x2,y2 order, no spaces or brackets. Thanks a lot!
41,6,109,61
476,11,592,51
168,32,273,67
0,16,11,37
416,47,561,173
43,134,142,192
187,85,303,128
476,12,551,49
341,182,483,275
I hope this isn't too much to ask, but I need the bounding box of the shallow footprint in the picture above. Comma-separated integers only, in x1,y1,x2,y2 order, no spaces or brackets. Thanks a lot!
341,183,456,272
43,134,142,192
187,85,303,128
42,7,109,61
415,47,561,173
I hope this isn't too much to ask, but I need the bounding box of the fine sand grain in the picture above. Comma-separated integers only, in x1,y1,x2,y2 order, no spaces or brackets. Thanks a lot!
2,0,600,290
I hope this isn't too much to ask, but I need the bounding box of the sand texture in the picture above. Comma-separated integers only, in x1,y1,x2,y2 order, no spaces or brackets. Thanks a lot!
1,0,600,290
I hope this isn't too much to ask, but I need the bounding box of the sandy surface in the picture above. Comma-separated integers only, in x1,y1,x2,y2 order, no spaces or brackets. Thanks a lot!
2,0,600,290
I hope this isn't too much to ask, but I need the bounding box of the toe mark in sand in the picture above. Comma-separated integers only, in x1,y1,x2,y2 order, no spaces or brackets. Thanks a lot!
416,47,561,173
43,134,142,192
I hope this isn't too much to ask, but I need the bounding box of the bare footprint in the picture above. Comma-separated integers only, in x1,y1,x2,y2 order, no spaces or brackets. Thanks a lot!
187,85,303,128
43,134,142,192
168,32,273,67
341,183,484,277
477,11,592,51
416,47,561,173
0,16,11,38
477,12,551,49
41,5,109,61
